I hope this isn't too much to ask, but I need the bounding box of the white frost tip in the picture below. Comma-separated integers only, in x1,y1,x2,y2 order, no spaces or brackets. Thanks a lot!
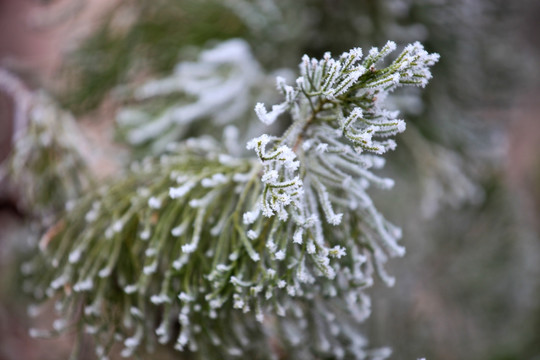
169,182,195,199
112,220,124,233
53,319,67,331
148,196,162,209
255,102,288,126
350,47,363,58
171,225,185,237
85,209,98,223
397,120,406,132
216,264,230,272
386,40,397,52
293,228,303,244
178,292,194,302
124,284,138,294
246,133,271,150
145,248,157,256
381,178,395,189
250,252,260,262
140,229,151,240
266,269,276,279
98,268,111,278
182,243,197,253
69,249,81,263
130,307,144,318
151,294,171,304
275,250,286,261
328,213,343,225
254,103,278,125
50,274,67,289
243,210,259,225
315,143,328,153
73,278,93,292
65,200,76,211
143,262,157,274
124,336,139,349
307,241,316,254
201,173,228,188
329,245,347,259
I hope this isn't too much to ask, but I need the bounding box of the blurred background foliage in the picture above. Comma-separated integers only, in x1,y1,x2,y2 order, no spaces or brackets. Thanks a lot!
1,0,540,359
58,0,247,113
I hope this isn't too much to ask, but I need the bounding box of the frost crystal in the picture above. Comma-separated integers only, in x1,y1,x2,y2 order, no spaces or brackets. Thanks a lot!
148,196,162,209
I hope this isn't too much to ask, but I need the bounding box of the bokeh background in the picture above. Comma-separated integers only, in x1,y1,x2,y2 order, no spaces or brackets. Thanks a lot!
1,0,540,359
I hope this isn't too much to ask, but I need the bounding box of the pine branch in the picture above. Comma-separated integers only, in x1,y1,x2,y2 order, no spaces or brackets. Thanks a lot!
26,42,438,359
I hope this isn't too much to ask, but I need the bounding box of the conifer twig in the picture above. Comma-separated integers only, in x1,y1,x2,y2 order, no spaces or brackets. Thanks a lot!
25,41,438,360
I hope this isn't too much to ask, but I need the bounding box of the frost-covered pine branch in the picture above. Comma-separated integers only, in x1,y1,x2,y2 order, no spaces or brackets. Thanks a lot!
246,40,438,268
25,42,438,359
115,39,283,155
